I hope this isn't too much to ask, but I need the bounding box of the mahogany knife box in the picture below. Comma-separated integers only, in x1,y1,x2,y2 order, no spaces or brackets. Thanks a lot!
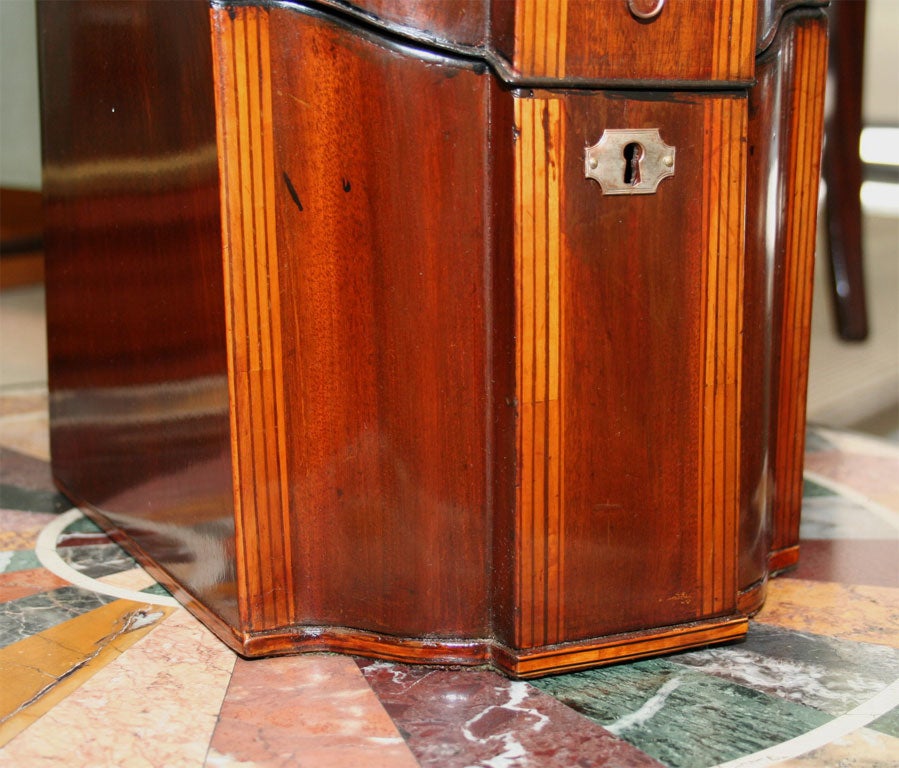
38,0,826,677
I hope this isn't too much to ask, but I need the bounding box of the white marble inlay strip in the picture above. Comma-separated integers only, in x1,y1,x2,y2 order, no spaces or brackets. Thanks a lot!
35,509,180,608
714,678,899,767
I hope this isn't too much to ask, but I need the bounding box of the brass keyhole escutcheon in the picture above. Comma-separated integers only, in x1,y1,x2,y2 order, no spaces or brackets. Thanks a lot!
585,129,675,195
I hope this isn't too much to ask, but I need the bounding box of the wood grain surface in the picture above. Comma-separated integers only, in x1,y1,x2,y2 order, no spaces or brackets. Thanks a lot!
39,0,239,628
39,0,826,676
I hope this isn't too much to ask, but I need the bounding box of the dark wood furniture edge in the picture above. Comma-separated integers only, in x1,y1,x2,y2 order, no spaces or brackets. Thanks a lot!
57,472,751,674
0,187,44,289
757,0,829,55
768,544,801,575
491,618,749,678
53,478,247,654
823,0,869,341
248,0,756,89
242,617,748,678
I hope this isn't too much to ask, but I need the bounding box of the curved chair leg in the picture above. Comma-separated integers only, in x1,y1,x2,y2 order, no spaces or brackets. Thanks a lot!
823,0,869,341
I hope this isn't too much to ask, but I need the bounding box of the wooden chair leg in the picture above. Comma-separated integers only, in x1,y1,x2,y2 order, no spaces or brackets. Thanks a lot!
823,0,869,341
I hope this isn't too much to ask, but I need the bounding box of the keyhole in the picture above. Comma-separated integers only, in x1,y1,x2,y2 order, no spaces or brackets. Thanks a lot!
623,142,643,185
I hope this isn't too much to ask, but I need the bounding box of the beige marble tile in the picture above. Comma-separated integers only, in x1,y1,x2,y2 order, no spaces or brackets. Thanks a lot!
0,528,44,551
96,567,159,593
207,654,418,768
0,413,49,460
773,726,899,766
759,578,899,647
0,608,236,767
0,391,47,419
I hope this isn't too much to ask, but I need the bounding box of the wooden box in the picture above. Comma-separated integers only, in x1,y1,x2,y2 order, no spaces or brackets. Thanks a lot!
38,0,827,677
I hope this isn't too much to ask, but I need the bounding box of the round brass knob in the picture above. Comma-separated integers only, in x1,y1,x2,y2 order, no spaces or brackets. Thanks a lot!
627,0,667,21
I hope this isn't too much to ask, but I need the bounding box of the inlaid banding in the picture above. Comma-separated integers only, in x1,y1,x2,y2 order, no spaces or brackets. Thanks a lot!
211,7,295,631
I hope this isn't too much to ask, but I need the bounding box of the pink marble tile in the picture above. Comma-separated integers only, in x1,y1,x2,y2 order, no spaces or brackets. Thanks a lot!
0,446,54,491
805,452,899,511
774,726,899,766
207,654,418,768
359,660,664,767
0,568,69,602
787,540,899,588
0,608,236,766
0,509,56,533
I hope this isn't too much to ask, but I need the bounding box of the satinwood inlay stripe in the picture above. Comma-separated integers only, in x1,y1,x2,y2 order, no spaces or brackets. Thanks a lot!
514,96,564,648
773,22,828,555
698,96,747,617
711,0,757,82
514,0,567,78
211,6,294,631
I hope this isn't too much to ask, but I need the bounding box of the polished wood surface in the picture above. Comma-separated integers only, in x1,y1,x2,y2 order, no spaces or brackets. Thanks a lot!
312,0,759,85
0,188,44,289
511,0,757,83
768,12,828,573
823,0,869,341
507,89,748,650
38,0,240,630
741,7,828,606
757,0,828,50
0,188,43,255
40,0,827,676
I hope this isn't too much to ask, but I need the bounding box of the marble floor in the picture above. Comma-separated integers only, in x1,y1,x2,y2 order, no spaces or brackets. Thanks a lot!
0,389,897,767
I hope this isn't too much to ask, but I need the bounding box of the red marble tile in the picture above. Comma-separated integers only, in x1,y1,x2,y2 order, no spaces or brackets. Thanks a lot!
358,661,664,767
787,539,899,588
56,532,114,548
0,568,70,602
208,655,418,767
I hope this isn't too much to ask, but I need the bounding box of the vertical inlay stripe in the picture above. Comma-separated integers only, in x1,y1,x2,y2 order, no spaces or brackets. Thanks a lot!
514,96,564,648
514,0,567,78
773,22,827,553
711,0,757,81
211,6,294,631
699,96,746,616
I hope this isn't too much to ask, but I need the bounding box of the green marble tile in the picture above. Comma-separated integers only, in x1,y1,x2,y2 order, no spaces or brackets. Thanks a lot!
802,477,837,498
869,705,899,739
0,549,41,574
141,583,173,598
0,586,118,648
62,515,104,534
533,658,832,768
0,483,72,515
669,623,899,715
804,429,838,454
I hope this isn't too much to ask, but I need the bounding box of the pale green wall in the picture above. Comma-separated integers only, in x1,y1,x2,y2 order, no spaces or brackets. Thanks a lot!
0,0,41,189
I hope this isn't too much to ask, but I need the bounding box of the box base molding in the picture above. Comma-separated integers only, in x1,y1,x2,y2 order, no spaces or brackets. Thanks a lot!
233,617,749,679
58,483,751,677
